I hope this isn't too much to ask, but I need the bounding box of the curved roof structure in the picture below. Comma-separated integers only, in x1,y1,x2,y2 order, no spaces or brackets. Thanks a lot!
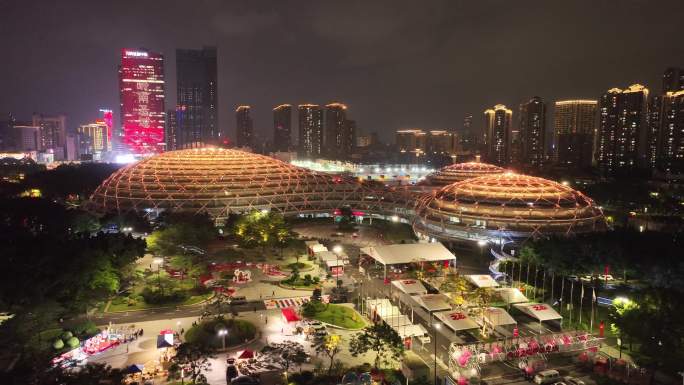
426,161,505,186
89,148,411,218
413,172,605,241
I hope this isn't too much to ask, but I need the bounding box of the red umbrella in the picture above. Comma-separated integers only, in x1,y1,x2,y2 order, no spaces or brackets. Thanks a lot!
238,349,254,359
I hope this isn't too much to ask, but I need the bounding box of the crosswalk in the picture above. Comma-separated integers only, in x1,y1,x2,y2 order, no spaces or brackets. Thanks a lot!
264,295,329,310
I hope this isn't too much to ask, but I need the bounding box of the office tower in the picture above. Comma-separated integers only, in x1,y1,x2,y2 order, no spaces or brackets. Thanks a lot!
461,114,477,153
554,100,597,168
32,114,66,156
118,48,166,155
77,120,110,156
165,108,179,150
597,84,649,174
518,97,546,167
396,129,427,158
176,47,219,146
341,119,356,159
13,123,40,151
663,67,684,93
273,104,292,152
656,90,684,173
235,106,253,148
298,104,323,157
646,96,662,170
483,104,512,166
0,113,15,151
427,130,457,156
324,102,347,158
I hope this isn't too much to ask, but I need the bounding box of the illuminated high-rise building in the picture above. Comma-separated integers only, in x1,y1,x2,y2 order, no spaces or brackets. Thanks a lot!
32,114,66,156
483,104,512,166
298,104,323,157
655,90,684,173
235,106,253,148
273,104,292,152
118,48,166,155
518,97,546,167
460,114,477,153
324,102,348,158
663,67,684,93
176,47,219,147
77,120,110,157
597,84,649,174
553,100,597,169
341,119,356,159
166,108,179,151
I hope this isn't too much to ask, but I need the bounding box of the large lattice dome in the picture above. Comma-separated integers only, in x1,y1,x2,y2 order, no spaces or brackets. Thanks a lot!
425,161,505,186
89,148,408,218
413,172,605,241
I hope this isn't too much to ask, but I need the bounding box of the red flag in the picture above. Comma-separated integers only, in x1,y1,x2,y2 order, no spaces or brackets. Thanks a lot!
604,265,610,275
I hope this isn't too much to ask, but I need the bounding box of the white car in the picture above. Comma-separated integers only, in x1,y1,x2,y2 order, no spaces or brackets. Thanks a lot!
564,376,585,385
534,370,560,385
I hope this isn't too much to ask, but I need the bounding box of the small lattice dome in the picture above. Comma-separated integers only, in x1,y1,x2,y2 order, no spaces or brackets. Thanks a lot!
426,162,505,186
89,148,402,218
414,172,605,240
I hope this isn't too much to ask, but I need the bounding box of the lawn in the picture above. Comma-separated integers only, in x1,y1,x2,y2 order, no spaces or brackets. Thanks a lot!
304,301,366,329
281,261,313,271
106,292,212,312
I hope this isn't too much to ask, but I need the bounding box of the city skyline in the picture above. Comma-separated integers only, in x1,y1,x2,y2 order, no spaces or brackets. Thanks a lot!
1,0,683,142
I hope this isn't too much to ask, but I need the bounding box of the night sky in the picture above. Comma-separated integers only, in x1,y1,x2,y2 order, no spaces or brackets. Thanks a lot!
1,0,683,142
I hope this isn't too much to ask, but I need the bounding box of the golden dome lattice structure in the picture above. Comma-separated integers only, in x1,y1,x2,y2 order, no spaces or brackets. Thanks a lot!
426,162,505,186
413,172,606,240
89,148,411,218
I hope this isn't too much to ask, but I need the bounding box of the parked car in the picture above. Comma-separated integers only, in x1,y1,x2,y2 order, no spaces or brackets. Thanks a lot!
231,375,260,384
563,376,585,385
534,370,561,385
226,365,239,380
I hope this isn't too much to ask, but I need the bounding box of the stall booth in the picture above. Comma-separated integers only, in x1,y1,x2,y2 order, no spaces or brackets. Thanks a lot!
392,279,428,295
465,274,500,288
435,310,480,333
481,307,517,336
305,241,327,256
360,243,456,279
494,287,529,305
411,293,452,313
514,302,563,331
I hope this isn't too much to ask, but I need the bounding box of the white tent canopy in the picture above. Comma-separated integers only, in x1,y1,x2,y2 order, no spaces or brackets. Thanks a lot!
482,307,517,326
325,260,345,267
466,274,500,288
361,243,456,266
435,310,480,331
382,314,413,327
311,244,328,254
514,303,562,321
411,294,452,312
304,240,321,247
392,279,428,295
395,324,428,338
494,288,529,304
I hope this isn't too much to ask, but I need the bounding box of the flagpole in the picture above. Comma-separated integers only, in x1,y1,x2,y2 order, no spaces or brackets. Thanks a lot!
579,284,584,328
590,287,595,333
559,277,564,314
569,281,574,326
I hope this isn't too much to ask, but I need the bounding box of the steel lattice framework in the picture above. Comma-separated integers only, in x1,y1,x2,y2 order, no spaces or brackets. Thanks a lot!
89,148,414,219
413,172,606,241
426,162,505,186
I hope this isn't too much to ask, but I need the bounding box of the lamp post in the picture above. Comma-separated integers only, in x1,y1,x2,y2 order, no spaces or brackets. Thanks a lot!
218,329,228,350
433,322,441,385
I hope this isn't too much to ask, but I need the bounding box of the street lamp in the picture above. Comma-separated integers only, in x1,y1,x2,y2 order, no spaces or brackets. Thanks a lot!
218,329,228,350
433,322,441,385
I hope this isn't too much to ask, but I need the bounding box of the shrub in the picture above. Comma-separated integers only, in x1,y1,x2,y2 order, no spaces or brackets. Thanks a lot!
185,317,256,348
141,287,189,304
53,339,64,350
66,336,80,348
61,331,73,340
69,321,99,338
313,277,320,284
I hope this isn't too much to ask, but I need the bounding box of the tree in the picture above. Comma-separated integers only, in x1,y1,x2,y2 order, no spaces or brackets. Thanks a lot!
168,342,214,384
349,322,404,369
439,271,469,305
469,288,494,336
265,341,308,377
233,210,293,253
317,334,342,375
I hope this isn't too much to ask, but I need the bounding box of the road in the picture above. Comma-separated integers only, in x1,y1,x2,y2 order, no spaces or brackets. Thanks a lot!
93,301,266,324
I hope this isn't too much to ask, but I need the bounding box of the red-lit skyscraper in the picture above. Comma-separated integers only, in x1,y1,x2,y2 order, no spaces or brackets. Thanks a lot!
118,49,165,155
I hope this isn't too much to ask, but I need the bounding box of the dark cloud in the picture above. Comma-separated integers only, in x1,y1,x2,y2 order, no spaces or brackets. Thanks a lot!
0,0,683,142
